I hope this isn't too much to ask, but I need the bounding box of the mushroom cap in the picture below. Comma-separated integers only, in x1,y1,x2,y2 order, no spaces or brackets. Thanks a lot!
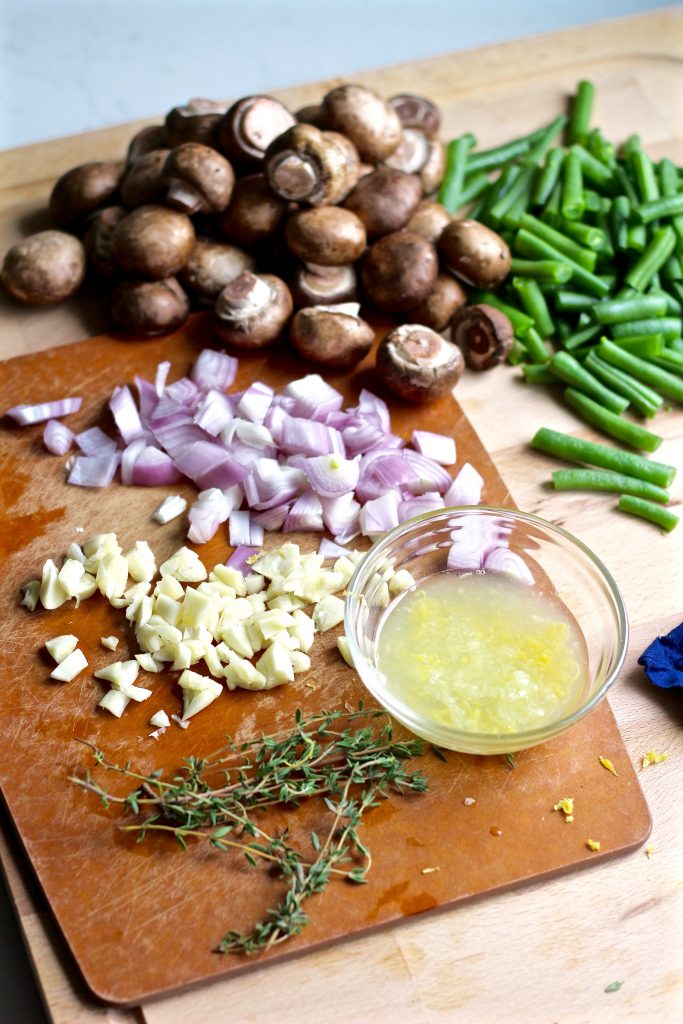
290,306,374,368
213,271,293,349
405,200,452,244
83,206,127,278
217,95,297,165
361,231,438,312
295,104,326,128
127,124,168,163
219,173,290,248
1,230,86,305
111,277,190,336
384,129,446,194
321,84,402,162
290,264,358,308
439,219,511,289
388,94,441,133
343,167,422,238
403,273,467,332
264,124,359,205
180,238,256,303
119,149,170,208
285,206,366,266
163,143,235,214
165,98,229,147
111,204,195,279
376,324,464,402
451,303,514,370
49,161,124,231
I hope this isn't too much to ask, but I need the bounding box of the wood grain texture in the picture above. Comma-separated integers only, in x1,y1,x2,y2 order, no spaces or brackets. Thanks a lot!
0,8,682,1023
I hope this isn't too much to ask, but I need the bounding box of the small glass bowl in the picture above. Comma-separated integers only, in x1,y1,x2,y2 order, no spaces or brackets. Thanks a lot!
344,506,628,755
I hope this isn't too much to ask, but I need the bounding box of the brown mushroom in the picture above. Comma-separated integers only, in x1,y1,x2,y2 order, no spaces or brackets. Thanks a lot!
213,271,292,349
165,98,229,148
361,231,438,312
217,95,297,165
403,273,467,332
111,205,195,279
376,324,464,402
179,238,256,304
111,277,190,336
384,129,446,194
405,199,452,244
343,167,422,238
321,84,402,163
49,161,124,231
1,230,86,305
451,304,514,370
289,264,358,308
119,149,170,208
290,304,374,368
264,124,359,205
127,124,168,163
219,173,290,248
162,143,234,215
388,94,441,133
285,206,366,266
439,219,511,289
295,104,325,128
83,206,127,278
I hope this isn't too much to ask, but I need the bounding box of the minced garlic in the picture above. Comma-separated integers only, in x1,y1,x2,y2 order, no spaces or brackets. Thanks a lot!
586,838,601,851
553,797,575,821
599,755,618,777
641,750,669,768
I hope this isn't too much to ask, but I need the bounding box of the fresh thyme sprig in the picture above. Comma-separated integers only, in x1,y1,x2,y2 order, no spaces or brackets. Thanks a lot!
70,705,428,955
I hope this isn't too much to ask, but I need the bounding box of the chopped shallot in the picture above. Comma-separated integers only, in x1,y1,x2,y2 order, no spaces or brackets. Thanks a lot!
6,396,81,426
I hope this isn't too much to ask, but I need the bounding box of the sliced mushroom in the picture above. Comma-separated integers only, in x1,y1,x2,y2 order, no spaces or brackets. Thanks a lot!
439,219,511,289
111,205,195,279
290,304,374,368
179,238,256,304
451,304,514,370
405,200,452,244
213,271,292,349
388,94,441,133
111,277,190,336
264,124,359,205
343,167,422,238
165,98,229,148
321,84,402,162
376,324,464,402
217,95,297,165
1,230,86,305
83,206,127,278
127,124,168,163
384,129,446,194
403,273,467,332
285,206,366,266
361,231,438,312
290,264,358,308
49,161,124,231
162,143,234,215
119,149,170,208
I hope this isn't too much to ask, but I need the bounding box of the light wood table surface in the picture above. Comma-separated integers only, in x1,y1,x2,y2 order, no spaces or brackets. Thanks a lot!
0,10,682,1023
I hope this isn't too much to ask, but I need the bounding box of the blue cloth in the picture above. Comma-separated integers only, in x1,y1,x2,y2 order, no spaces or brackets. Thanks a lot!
638,622,683,690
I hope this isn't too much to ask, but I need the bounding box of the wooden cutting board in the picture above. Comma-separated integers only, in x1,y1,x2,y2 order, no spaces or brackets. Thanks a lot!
0,315,650,1006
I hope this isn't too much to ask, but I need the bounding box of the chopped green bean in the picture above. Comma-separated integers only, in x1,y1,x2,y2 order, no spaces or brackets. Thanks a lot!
557,219,606,251
598,338,683,403
489,163,538,224
610,195,631,252
569,144,614,188
563,322,602,350
595,208,615,259
611,316,682,341
611,334,665,358
583,189,603,213
552,468,669,503
465,122,553,172
521,327,553,363
509,259,572,284
592,294,668,324
625,224,647,253
514,229,609,296
550,352,629,413
662,255,683,283
542,180,562,221
532,147,564,206
522,363,555,384
635,194,683,225
624,226,677,292
617,494,679,531
671,338,683,354
479,164,521,221
554,290,595,313
631,149,660,204
564,387,663,451
585,352,663,417
658,158,683,247
530,427,675,486
613,165,638,205
512,277,556,336
561,152,585,221
506,339,528,366
457,171,492,208
587,128,616,167
438,134,476,212
649,287,682,316
567,80,595,146
621,134,642,158
516,213,598,268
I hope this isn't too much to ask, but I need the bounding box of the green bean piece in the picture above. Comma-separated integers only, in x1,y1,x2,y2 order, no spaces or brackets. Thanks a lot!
490,163,537,224
438,134,476,212
467,196,486,220
555,318,571,341
621,134,642,158
509,259,572,284
587,128,616,167
671,282,683,307
561,152,585,221
611,334,665,358
531,427,675,487
564,387,663,452
583,189,603,213
585,352,663,418
626,224,647,253
662,255,683,284
577,311,592,328
672,338,683,354
514,230,609,297
554,290,596,313
522,363,555,384
516,214,597,271
613,165,638,205
657,158,683,247
506,339,528,366
532,148,564,207
617,494,679,532
598,338,683,403
567,80,595,146
464,121,552,172
550,352,629,413
512,277,556,336
649,287,682,316
521,327,552,364
457,171,492,209
552,468,669,503
655,347,683,374
595,209,615,260
563,322,603,351
631,149,660,205
592,294,668,324
526,115,568,163
610,195,631,252
479,164,521,221
624,226,677,292
471,290,535,337
558,219,607,251
569,144,614,188
635,194,683,225
611,316,682,341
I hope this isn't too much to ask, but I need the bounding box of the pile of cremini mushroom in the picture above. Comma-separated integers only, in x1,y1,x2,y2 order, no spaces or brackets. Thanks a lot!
1,86,512,402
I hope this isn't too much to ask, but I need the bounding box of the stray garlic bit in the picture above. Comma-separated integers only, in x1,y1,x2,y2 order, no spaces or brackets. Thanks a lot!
599,755,618,777
150,709,170,729
45,634,78,663
50,648,88,682
101,635,119,651
553,797,574,820
152,494,188,524
641,750,669,768
585,838,601,852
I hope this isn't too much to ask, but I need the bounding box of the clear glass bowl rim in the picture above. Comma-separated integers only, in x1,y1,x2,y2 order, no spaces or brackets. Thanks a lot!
343,505,629,750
